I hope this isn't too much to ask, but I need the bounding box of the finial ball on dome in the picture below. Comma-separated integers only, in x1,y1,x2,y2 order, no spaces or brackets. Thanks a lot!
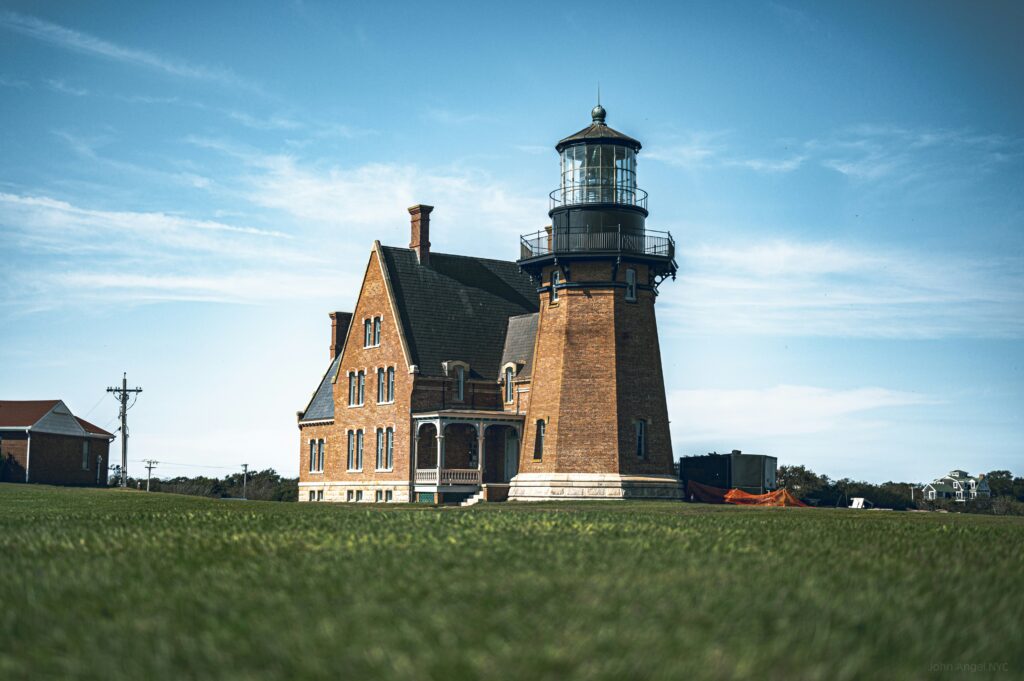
591,104,607,123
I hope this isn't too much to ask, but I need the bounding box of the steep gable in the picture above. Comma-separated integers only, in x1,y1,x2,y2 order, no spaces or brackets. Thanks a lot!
379,246,538,379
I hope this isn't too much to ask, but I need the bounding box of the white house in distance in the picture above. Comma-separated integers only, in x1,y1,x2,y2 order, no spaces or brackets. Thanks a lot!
922,470,991,502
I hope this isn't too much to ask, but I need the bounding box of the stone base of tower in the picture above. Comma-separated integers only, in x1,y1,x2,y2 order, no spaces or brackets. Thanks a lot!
507,473,683,501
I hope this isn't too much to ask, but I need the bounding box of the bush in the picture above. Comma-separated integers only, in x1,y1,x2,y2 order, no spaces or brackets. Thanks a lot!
992,496,1024,516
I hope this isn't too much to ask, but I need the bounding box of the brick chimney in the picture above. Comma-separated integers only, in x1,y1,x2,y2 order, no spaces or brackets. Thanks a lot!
409,204,434,265
329,311,352,360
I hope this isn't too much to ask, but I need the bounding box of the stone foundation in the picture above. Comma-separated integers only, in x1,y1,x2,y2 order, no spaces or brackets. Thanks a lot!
298,480,411,503
507,473,682,501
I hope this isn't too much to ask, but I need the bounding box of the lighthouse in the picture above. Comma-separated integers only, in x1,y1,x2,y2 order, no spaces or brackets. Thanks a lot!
508,105,682,500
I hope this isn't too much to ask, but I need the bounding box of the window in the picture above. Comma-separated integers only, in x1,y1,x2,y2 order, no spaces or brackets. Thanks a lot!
357,371,365,405
625,268,637,302
386,367,395,402
375,490,383,502
309,490,316,502
348,372,356,406
347,431,355,470
551,269,561,303
635,419,647,459
347,490,354,502
504,366,515,404
534,419,545,460
376,428,385,470
356,490,363,502
356,430,364,470
318,439,325,472
377,368,386,403
317,490,324,501
386,427,394,470
364,318,372,347
385,490,393,502
81,441,90,471
373,317,381,346
455,365,465,402
309,439,316,472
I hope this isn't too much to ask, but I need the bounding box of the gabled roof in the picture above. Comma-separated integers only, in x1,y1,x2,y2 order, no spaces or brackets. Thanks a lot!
0,400,112,438
75,416,113,437
379,246,538,379
300,354,341,423
500,313,539,380
0,400,60,428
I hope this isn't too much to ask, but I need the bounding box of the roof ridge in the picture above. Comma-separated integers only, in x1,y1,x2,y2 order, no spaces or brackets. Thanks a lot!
379,244,520,268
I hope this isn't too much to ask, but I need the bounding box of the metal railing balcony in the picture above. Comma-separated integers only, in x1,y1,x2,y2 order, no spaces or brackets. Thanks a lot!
519,225,674,261
550,185,648,211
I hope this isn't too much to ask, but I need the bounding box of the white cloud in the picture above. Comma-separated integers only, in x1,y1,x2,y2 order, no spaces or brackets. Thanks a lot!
668,384,934,441
0,11,255,89
662,240,1024,339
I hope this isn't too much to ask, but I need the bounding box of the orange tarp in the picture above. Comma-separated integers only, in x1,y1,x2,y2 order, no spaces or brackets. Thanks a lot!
686,481,808,507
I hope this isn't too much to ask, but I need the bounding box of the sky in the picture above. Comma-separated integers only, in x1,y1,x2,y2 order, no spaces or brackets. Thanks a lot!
1,0,1022,483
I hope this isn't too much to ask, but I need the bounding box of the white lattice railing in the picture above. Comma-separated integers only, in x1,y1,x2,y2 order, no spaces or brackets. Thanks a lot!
415,469,481,485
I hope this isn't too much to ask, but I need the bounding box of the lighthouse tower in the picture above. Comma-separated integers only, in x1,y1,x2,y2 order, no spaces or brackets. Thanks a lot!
509,105,681,500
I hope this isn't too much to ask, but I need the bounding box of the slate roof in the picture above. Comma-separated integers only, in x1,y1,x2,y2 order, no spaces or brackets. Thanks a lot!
300,354,341,423
379,247,538,379
0,400,59,428
500,312,539,380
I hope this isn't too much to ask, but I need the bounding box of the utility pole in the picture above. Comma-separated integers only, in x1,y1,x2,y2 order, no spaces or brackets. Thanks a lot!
106,372,143,487
241,463,249,500
144,459,158,492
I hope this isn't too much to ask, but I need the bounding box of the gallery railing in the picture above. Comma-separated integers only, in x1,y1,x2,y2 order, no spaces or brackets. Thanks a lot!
519,225,674,260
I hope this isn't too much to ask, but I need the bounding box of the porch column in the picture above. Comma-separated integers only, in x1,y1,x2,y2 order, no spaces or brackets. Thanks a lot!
477,422,486,482
435,419,445,486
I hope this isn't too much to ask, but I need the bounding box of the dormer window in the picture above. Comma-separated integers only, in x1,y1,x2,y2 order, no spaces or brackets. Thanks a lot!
455,365,465,402
504,366,515,403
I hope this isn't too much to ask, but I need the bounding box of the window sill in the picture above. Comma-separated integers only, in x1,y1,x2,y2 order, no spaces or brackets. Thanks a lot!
377,400,395,406
347,468,363,473
375,468,394,473
347,404,365,409
308,471,324,475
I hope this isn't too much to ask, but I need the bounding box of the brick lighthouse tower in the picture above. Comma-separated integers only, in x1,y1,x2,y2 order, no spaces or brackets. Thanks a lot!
508,105,682,500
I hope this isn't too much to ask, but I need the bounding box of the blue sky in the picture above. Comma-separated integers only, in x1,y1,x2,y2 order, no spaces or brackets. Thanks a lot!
1,0,1021,482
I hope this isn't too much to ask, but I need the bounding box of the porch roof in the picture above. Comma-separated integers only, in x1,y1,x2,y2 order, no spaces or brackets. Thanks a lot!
412,408,524,425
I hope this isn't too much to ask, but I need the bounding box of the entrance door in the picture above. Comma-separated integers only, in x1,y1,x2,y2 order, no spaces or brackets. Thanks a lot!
503,430,520,482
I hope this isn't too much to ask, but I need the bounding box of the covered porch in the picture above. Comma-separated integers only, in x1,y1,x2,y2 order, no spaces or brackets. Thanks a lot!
412,410,523,503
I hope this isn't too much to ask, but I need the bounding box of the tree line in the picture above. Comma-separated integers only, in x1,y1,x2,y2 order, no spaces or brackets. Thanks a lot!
778,465,1024,514
109,467,297,502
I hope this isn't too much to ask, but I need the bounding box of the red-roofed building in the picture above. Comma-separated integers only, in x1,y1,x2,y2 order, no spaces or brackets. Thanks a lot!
0,400,113,486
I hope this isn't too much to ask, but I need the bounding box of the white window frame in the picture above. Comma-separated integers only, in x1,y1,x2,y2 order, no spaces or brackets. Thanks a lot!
317,490,324,501
308,439,316,473
346,490,354,502
355,429,364,470
347,431,356,471
375,490,383,502
309,490,316,502
356,490,363,502
363,318,373,348
317,439,325,472
504,366,515,404
373,317,382,346
357,371,365,405
377,368,385,403
625,268,637,302
375,428,385,470
386,427,394,470
385,490,393,502
456,365,465,402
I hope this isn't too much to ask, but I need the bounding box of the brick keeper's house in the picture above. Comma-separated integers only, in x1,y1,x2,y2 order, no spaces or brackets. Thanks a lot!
297,106,681,503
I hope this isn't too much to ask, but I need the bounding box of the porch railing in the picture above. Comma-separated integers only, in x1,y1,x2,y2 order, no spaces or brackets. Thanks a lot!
415,468,482,485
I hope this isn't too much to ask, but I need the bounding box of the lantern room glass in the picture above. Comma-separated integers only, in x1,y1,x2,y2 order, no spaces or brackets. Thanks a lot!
560,144,637,207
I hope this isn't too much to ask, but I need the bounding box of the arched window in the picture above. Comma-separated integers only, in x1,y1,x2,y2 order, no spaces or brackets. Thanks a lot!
504,366,515,403
363,319,372,347
533,419,545,460
385,427,394,469
376,428,385,470
386,367,395,402
357,371,365,405
373,317,382,346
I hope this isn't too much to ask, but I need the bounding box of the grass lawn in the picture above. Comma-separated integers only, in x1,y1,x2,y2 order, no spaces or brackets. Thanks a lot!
1,484,1022,680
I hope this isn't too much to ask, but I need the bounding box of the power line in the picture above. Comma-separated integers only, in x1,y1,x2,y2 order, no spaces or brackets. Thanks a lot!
106,372,142,487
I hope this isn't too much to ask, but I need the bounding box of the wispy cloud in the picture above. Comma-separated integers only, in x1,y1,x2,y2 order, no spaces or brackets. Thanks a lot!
0,192,346,308
45,78,88,96
0,74,30,88
668,384,934,441
662,240,1024,339
0,11,256,90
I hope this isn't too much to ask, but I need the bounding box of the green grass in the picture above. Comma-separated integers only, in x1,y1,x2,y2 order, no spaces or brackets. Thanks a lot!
1,484,1022,680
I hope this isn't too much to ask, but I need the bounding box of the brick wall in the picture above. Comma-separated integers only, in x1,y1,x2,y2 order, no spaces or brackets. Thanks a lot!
23,433,110,486
1,432,28,482
520,260,673,477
